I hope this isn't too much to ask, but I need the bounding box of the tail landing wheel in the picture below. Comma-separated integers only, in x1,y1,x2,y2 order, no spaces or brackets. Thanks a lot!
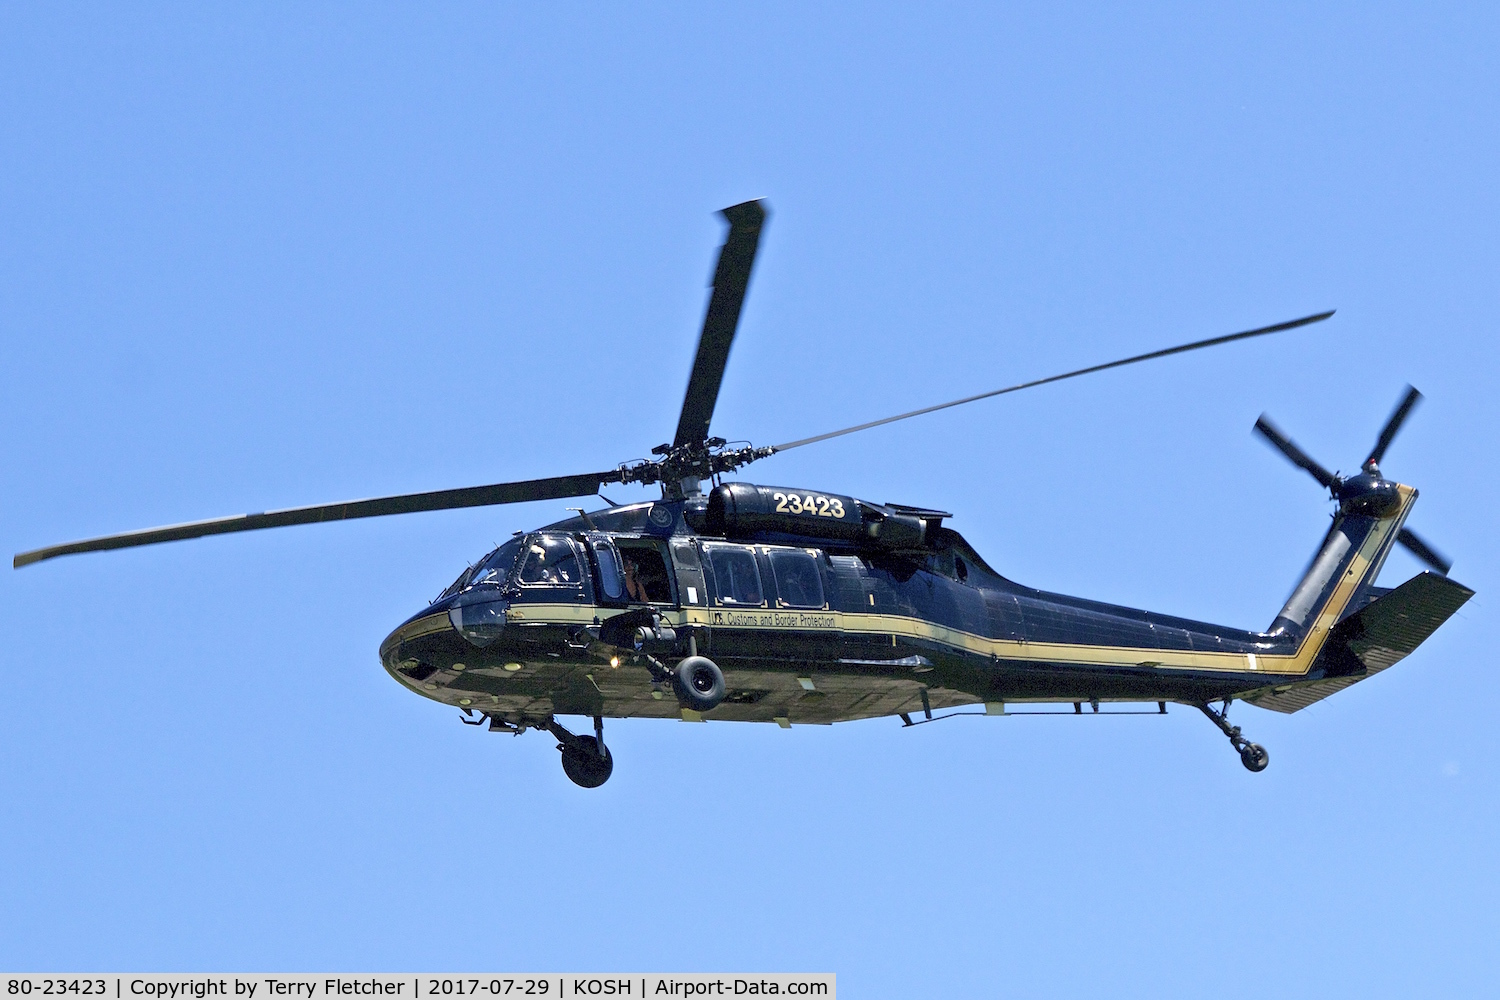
1239,743,1270,772
1197,700,1270,773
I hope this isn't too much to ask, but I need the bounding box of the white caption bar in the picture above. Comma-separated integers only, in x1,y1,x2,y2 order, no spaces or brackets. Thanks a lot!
1,976,834,1000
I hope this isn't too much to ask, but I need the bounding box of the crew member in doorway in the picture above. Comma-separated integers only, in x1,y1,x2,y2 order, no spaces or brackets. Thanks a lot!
624,556,650,602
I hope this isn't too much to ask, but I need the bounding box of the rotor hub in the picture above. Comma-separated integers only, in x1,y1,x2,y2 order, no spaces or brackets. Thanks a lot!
1254,384,1450,573
617,440,777,497
1335,471,1402,518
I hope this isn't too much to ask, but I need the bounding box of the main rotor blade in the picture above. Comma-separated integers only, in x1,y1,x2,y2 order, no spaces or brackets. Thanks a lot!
772,310,1335,453
1253,415,1339,490
1368,385,1422,467
672,199,768,449
14,471,619,568
1398,526,1452,575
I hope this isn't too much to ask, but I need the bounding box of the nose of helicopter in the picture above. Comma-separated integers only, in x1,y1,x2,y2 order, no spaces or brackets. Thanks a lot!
379,599,459,673
379,589,510,675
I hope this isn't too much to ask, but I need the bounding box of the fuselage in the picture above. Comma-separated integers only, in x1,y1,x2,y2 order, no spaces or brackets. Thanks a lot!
380,481,1415,728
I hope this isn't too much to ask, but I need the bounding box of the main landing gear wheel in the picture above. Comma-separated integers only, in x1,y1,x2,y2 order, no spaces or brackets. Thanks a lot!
547,716,614,788
673,655,726,712
560,736,613,788
1240,743,1270,772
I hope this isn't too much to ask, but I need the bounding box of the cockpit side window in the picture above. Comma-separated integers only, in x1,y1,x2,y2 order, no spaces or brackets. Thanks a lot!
769,548,825,609
706,543,763,606
518,536,584,587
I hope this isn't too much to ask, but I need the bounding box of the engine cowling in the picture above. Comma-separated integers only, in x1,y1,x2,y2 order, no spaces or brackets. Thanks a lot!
694,482,938,550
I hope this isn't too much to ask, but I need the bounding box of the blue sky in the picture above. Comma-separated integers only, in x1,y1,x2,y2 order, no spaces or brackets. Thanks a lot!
2,4,1496,996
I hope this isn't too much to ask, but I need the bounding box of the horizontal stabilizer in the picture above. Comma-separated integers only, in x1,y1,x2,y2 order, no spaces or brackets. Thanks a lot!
1243,571,1473,714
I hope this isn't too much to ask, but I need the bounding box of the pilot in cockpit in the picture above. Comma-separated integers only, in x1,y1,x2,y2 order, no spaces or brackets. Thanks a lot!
519,538,580,586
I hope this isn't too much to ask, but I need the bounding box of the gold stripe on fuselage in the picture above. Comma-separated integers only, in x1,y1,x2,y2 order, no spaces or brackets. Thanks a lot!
384,486,1412,681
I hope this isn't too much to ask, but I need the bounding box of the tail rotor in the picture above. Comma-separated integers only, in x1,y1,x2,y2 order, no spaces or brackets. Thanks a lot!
1254,385,1452,575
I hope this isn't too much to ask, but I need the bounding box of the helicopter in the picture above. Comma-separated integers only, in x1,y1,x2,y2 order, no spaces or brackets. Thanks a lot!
15,199,1473,787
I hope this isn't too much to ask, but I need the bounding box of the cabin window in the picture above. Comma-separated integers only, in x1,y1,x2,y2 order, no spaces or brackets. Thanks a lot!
769,548,825,609
706,544,763,606
616,540,674,603
518,536,583,586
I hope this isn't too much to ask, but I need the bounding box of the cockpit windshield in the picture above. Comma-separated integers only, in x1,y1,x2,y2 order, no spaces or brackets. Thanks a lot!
437,565,473,602
470,537,524,588
438,537,523,600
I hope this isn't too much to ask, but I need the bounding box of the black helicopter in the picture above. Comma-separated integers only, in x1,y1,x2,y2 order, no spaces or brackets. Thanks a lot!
15,200,1472,787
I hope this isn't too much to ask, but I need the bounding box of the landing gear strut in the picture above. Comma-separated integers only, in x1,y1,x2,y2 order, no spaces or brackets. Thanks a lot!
547,715,614,788
1197,700,1270,772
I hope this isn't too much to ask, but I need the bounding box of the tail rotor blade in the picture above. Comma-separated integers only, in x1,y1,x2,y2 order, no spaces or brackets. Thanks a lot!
1368,385,1422,467
672,200,768,449
1253,415,1338,489
1398,526,1451,575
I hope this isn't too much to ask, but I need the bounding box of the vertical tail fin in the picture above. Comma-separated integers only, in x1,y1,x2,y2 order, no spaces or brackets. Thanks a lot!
1267,483,1415,640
